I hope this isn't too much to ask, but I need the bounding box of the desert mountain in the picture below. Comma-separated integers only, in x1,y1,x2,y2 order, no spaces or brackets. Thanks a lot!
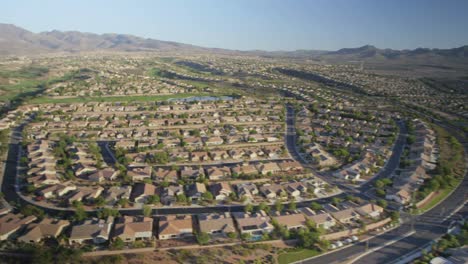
0,23,206,55
0,23,467,64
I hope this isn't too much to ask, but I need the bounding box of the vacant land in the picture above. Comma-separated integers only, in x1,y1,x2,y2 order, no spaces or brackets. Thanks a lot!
278,248,320,264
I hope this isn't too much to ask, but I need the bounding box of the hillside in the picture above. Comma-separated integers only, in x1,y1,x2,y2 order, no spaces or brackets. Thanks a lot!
0,23,208,55
0,23,467,71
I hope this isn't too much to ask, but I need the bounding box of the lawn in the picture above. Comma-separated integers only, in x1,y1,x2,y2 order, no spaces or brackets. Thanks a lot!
415,187,455,214
277,248,320,264
28,93,218,104
413,124,465,214
0,80,44,101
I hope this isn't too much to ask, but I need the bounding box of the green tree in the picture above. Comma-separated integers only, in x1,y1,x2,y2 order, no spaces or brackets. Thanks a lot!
275,200,284,212
258,202,270,213
117,198,129,208
331,197,343,206
202,191,214,201
73,204,87,222
244,203,254,213
241,233,252,241
176,194,188,203
94,196,106,207
305,219,317,230
111,237,125,250
376,189,386,197
20,205,45,219
381,178,392,186
142,205,152,217
297,229,320,249
97,208,119,219
196,232,211,245
145,194,160,205
377,199,388,208
288,201,297,211
310,202,323,211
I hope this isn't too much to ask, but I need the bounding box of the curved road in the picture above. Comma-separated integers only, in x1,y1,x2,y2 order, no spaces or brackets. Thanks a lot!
2,104,465,264
0,117,346,216
299,107,468,264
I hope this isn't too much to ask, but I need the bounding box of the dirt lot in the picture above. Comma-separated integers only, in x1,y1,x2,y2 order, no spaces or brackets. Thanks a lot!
85,243,289,264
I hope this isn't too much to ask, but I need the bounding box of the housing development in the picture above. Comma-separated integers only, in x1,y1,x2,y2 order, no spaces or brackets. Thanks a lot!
0,24,467,264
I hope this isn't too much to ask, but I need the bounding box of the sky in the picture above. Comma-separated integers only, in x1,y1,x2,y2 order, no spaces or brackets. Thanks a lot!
1,0,468,51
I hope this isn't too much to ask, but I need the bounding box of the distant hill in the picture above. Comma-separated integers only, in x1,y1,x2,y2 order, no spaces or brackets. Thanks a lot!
0,23,208,55
322,44,468,61
0,23,467,66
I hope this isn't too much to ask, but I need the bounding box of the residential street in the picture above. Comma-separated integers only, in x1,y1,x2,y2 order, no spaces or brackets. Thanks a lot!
300,108,468,264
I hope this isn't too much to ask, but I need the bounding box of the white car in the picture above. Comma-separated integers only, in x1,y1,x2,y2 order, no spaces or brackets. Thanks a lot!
345,238,353,244
336,241,343,247
329,244,337,250
351,236,359,242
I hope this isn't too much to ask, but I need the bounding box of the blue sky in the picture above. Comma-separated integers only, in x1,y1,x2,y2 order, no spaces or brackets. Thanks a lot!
2,0,467,51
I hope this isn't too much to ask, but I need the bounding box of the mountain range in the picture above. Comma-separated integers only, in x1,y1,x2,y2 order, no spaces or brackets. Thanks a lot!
0,23,206,55
0,23,467,63
325,44,468,59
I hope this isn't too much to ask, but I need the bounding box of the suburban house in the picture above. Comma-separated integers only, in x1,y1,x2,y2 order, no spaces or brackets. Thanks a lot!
69,217,114,244
300,208,336,230
88,168,118,182
236,183,259,202
355,203,384,218
386,188,412,205
259,184,286,200
158,215,193,240
180,167,205,179
186,182,207,201
198,213,236,236
127,166,152,181
160,185,184,205
104,186,132,205
232,211,273,240
282,182,308,198
209,182,233,201
0,213,37,240
277,160,303,172
113,216,153,242
206,166,231,180
39,182,77,199
18,218,70,243
154,168,179,183
66,186,104,204
190,151,210,162
331,208,360,224
232,164,259,176
27,173,60,187
257,162,281,175
272,212,307,230
204,136,224,146
130,183,157,203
